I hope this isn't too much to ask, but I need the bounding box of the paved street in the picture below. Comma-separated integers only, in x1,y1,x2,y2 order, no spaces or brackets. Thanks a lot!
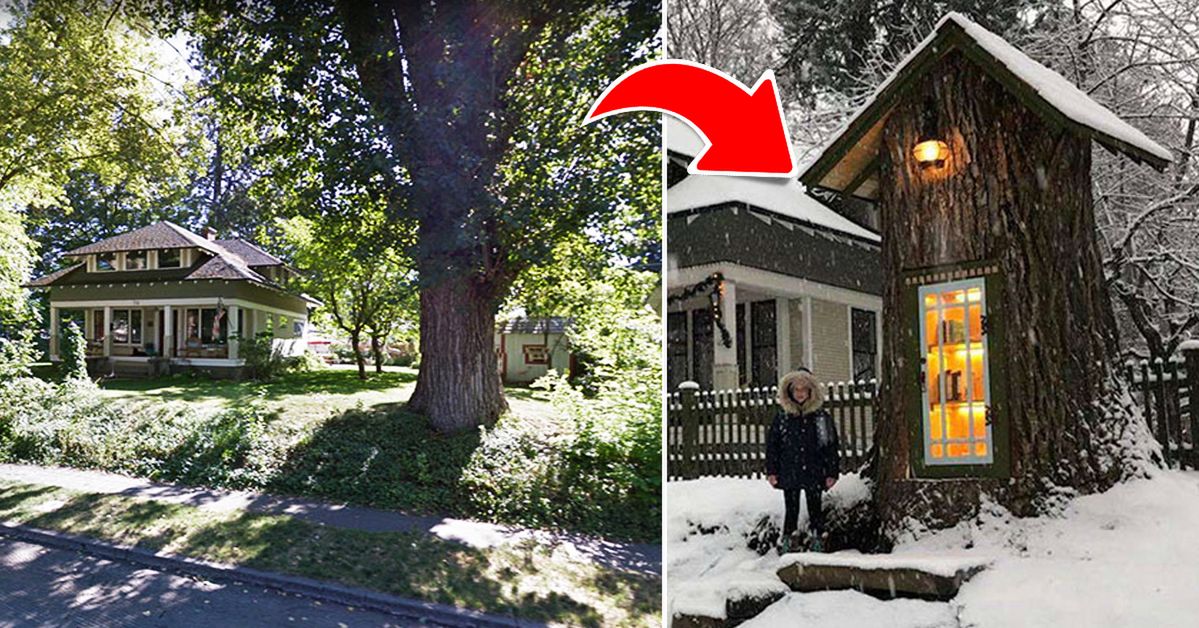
0,538,423,627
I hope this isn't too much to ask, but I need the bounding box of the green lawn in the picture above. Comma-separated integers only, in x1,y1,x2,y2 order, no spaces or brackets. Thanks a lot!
0,479,659,627
98,364,555,423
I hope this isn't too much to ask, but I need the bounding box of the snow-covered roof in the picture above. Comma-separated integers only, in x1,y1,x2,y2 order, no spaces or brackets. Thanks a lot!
667,174,881,242
666,115,706,157
801,12,1171,198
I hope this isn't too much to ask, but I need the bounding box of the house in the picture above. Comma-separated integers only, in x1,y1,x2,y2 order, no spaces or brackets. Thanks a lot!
25,221,319,378
495,317,573,384
666,118,883,391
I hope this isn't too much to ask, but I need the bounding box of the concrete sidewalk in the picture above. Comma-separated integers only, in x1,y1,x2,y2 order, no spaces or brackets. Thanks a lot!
0,463,661,575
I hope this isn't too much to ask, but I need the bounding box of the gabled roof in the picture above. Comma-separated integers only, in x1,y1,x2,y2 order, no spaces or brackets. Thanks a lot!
668,173,881,243
801,12,1172,200
65,221,224,256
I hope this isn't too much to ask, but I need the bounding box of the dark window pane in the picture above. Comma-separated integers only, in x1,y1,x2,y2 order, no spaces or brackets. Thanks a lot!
126,250,148,270
96,253,116,271
130,310,142,344
851,308,878,382
736,303,747,387
751,300,777,387
691,308,714,389
667,311,688,390
158,248,182,267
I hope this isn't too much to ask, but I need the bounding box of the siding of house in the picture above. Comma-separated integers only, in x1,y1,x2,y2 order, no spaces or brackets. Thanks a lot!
809,298,851,383
497,332,570,384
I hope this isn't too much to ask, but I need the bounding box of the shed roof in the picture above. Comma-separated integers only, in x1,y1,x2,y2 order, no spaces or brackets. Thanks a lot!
800,12,1172,200
498,317,571,334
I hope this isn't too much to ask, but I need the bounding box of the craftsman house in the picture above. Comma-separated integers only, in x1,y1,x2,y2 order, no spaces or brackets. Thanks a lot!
26,221,319,378
495,316,573,385
666,118,883,391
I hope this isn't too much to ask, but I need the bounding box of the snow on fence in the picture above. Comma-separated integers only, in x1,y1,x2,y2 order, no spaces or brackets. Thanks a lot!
1123,355,1196,470
666,379,877,480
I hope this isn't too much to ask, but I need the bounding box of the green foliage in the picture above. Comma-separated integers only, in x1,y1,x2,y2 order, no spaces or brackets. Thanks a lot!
59,321,88,381
0,1,202,215
0,329,38,381
0,371,653,540
239,331,286,381
464,263,662,540
0,210,35,329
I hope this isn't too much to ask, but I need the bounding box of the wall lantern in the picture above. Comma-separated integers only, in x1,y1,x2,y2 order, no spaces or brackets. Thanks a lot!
912,98,949,168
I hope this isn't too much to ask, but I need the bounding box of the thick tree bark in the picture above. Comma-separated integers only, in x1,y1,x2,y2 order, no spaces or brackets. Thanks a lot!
370,334,384,373
872,52,1159,534
349,329,366,380
407,274,508,432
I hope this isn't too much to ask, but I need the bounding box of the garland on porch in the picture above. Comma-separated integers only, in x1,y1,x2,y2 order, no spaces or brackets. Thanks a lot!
668,272,733,349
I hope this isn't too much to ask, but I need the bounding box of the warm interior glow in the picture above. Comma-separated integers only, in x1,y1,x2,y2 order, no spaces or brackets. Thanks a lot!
922,280,992,463
912,139,949,166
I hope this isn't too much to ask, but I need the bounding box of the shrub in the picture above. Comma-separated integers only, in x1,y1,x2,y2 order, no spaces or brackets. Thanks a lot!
239,332,286,381
0,329,37,380
60,321,88,381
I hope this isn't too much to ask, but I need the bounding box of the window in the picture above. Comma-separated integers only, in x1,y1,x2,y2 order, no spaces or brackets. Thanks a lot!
158,248,182,268
919,278,992,465
126,250,148,270
110,309,142,344
96,253,117,271
691,308,714,389
750,300,777,387
667,312,688,390
93,309,104,340
183,307,228,346
851,308,878,382
736,303,748,386
523,344,549,365
788,299,807,371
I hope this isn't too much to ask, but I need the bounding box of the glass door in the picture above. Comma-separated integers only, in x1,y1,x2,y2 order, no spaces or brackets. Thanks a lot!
919,277,993,465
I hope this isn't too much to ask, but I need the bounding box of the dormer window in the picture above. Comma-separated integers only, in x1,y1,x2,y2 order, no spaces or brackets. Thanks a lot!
158,248,182,268
96,253,117,271
126,250,148,270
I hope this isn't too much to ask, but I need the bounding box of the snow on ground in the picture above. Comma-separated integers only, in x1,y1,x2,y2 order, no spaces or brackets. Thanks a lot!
742,591,959,628
669,471,1199,627
667,474,871,619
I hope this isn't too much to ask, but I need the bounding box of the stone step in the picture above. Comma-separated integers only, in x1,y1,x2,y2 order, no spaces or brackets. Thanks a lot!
776,552,990,601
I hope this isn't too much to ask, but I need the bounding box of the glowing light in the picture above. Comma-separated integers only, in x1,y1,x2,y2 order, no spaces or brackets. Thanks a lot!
912,139,949,168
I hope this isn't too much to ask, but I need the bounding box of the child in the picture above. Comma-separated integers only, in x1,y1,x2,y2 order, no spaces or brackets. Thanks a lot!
765,369,840,553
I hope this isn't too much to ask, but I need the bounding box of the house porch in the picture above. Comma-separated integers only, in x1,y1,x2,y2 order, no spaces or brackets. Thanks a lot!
47,297,309,374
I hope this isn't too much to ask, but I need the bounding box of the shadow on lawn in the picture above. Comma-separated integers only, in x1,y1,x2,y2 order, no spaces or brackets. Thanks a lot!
263,402,480,517
0,483,634,626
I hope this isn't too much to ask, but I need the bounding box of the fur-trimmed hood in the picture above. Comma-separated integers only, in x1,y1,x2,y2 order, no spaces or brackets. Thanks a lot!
778,370,824,415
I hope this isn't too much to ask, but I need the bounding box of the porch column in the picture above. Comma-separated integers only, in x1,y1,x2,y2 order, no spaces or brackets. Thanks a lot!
48,306,59,361
227,305,240,360
713,279,738,390
102,306,112,357
163,306,173,358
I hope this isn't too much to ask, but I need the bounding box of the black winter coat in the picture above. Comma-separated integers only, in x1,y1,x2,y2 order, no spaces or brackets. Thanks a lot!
765,409,840,490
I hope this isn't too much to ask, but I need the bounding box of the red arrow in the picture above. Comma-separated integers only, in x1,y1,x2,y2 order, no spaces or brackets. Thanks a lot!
585,60,797,177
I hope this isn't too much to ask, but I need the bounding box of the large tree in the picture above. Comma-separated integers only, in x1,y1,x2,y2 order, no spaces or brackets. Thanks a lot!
187,0,660,431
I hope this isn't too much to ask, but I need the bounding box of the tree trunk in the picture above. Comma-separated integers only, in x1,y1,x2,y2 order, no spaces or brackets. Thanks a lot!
872,52,1159,535
407,274,508,432
371,334,384,373
349,330,366,380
